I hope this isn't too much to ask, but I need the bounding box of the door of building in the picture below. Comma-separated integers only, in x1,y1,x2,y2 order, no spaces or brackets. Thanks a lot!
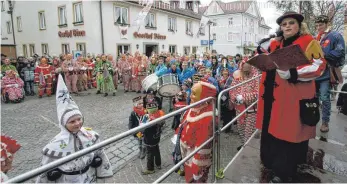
145,44,158,57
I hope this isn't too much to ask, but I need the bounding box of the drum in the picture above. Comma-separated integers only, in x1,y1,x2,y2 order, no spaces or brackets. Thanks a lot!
158,74,180,97
142,73,158,91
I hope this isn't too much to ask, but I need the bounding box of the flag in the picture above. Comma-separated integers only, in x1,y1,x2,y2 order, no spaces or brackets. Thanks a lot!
196,16,210,38
119,25,128,39
132,0,154,30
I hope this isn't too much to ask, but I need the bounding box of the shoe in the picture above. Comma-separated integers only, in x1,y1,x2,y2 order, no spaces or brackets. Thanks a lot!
141,170,155,175
47,95,51,97
124,90,128,93
96,90,101,94
177,170,185,176
237,145,243,151
156,165,161,170
104,93,108,97
38,95,42,98
270,176,283,183
25,91,30,96
30,91,35,96
320,122,329,132
113,92,116,96
137,91,141,93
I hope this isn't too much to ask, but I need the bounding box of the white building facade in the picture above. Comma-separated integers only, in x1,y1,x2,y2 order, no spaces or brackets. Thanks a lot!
1,0,208,58
200,0,271,56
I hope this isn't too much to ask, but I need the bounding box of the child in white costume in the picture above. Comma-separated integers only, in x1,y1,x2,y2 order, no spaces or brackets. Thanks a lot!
36,74,113,183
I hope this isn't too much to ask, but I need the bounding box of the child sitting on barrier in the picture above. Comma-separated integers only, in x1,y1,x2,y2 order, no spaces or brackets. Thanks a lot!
36,75,113,183
141,103,165,175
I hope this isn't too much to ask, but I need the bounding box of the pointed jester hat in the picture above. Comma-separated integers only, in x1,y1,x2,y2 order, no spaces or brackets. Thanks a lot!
56,74,83,126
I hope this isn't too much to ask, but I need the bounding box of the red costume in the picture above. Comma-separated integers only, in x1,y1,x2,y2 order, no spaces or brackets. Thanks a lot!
256,33,326,180
34,60,55,97
85,60,97,88
177,81,217,183
256,34,326,143
119,56,132,92
229,61,259,144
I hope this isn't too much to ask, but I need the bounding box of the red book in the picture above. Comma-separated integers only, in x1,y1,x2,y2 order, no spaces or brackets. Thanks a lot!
248,44,310,71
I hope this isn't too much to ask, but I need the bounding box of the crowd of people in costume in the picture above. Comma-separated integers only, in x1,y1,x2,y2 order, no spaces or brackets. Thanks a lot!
1,11,346,184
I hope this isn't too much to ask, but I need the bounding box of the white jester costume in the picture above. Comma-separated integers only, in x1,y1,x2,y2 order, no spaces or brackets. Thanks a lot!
36,74,113,183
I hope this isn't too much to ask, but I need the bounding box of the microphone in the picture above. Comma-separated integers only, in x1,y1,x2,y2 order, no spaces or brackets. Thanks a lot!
258,30,283,45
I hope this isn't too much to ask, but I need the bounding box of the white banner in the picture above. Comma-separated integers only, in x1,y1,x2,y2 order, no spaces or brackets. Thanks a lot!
119,25,128,39
132,0,153,30
196,16,210,37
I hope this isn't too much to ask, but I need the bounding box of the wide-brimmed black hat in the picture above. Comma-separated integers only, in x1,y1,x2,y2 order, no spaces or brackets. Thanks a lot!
315,15,329,23
276,11,304,25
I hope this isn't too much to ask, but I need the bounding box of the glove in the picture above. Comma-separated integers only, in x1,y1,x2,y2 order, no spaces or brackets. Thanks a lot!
276,69,291,80
236,94,243,104
14,84,19,88
132,75,136,78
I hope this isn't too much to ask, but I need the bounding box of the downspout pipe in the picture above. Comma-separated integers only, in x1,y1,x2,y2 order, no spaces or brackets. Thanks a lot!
99,0,105,54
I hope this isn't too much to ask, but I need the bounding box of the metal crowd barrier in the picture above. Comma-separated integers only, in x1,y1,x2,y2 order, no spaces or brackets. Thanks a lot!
216,74,262,177
331,90,347,94
7,97,216,183
8,75,264,183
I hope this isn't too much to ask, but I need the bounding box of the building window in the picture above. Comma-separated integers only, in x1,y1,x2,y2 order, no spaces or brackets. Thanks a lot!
228,18,233,26
168,17,176,32
199,27,205,35
145,13,155,28
169,45,176,54
62,44,70,55
76,43,86,56
1,1,4,11
227,32,233,41
250,19,254,33
38,11,46,30
17,16,22,32
6,21,11,33
213,33,216,41
244,32,247,42
73,2,84,24
29,44,35,56
23,44,28,58
212,19,217,26
41,44,49,55
192,46,197,54
117,45,130,56
186,21,193,35
58,6,67,26
114,6,128,25
183,46,190,55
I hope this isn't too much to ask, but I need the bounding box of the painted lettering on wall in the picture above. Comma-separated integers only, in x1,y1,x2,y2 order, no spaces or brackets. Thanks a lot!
58,29,86,38
133,32,166,40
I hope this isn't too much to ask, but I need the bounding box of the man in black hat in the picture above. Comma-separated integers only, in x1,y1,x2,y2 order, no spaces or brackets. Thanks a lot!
315,14,345,133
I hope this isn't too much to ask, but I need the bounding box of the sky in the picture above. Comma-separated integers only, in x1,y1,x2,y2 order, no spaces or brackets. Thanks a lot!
199,0,283,33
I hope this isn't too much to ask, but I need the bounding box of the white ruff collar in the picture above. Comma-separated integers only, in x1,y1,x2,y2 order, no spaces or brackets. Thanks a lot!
186,105,213,122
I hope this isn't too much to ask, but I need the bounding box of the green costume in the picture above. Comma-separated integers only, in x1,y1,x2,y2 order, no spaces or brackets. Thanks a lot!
148,63,157,74
1,64,18,78
95,60,116,94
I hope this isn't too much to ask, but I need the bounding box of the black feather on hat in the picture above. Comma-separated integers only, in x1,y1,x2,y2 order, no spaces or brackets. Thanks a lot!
276,11,304,25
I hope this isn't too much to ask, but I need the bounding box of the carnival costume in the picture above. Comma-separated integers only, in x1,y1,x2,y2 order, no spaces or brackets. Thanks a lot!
175,81,216,183
128,96,147,159
1,70,25,103
61,59,79,93
256,12,327,182
229,62,259,144
36,75,113,183
0,135,21,182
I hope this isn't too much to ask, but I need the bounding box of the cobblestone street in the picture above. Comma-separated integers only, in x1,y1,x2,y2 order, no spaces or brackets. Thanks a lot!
2,85,242,183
